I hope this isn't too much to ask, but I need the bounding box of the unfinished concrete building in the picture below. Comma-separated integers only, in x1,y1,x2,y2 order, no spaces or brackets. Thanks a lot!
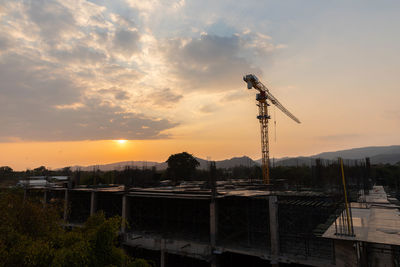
23,180,400,267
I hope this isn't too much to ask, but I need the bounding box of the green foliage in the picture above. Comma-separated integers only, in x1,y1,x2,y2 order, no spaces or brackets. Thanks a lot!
60,166,72,176
33,166,49,176
0,166,17,186
0,191,151,267
166,152,200,183
0,166,13,174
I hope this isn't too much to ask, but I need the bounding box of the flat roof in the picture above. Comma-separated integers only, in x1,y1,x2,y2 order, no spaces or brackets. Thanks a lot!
72,185,125,193
323,186,400,246
26,180,332,199
364,185,390,204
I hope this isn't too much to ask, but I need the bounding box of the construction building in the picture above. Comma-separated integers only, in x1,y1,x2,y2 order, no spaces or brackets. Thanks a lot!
23,180,400,267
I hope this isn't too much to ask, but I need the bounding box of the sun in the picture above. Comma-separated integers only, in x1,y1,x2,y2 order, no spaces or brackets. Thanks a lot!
116,140,127,144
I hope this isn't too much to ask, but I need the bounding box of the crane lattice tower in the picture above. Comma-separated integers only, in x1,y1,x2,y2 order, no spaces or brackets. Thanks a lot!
243,74,300,184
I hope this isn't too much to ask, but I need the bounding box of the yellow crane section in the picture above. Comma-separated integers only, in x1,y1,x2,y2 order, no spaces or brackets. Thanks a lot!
243,74,300,184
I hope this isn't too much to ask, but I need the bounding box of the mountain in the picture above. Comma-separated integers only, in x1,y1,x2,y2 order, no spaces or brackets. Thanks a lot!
70,156,257,171
311,145,400,160
215,156,256,169
273,157,314,167
369,153,400,165
261,145,400,166
68,145,400,171
71,161,160,171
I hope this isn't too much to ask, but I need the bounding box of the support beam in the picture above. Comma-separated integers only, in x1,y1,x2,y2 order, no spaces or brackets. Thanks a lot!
161,250,166,267
90,191,97,216
269,195,279,267
161,239,166,267
210,201,219,267
43,190,47,207
121,195,130,233
210,201,218,247
63,189,69,222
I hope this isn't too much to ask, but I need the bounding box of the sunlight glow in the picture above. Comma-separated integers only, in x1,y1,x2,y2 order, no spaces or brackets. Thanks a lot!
116,140,127,144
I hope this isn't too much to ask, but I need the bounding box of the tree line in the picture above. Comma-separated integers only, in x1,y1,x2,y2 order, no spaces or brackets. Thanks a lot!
1,153,400,194
0,189,151,267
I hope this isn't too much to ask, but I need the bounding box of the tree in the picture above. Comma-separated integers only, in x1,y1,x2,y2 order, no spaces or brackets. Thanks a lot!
33,166,48,176
0,166,13,174
0,190,151,267
166,152,200,183
61,167,72,176
0,166,14,182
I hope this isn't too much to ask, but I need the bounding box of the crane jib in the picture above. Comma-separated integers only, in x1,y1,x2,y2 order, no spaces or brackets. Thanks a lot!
243,73,300,185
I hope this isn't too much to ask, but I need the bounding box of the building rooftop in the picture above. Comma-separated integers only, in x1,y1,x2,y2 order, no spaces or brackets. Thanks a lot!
323,186,400,246
33,180,330,199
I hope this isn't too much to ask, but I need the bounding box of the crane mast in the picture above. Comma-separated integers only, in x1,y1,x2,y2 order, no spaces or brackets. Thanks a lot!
258,91,270,184
243,74,300,184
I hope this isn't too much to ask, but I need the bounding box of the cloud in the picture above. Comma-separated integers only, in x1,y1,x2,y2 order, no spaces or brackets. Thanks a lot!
0,34,13,52
0,0,176,142
0,54,81,105
0,52,176,141
199,103,217,114
50,45,107,65
0,97,176,142
383,109,400,121
160,32,279,92
26,0,77,43
113,29,140,57
126,0,185,13
98,88,131,100
149,88,183,107
0,0,279,142
224,90,249,102
317,134,362,141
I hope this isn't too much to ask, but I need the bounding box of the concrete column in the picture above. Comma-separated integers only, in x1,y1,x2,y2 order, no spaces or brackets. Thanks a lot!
269,195,279,266
210,201,219,267
63,189,69,222
334,240,358,267
90,191,97,216
210,201,218,246
121,195,130,232
43,190,47,207
161,239,166,267
160,250,166,267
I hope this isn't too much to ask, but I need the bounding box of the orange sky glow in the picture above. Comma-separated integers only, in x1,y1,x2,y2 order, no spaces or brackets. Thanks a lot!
0,1,399,170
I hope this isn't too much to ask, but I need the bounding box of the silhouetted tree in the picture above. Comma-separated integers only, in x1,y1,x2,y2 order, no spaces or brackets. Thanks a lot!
0,166,14,184
166,152,200,184
0,166,13,174
33,166,48,176
61,166,72,176
0,190,151,267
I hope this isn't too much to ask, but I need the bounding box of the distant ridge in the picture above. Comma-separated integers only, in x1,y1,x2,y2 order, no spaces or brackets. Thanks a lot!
67,145,400,171
311,145,400,160
70,161,160,171
273,145,400,166
70,156,257,171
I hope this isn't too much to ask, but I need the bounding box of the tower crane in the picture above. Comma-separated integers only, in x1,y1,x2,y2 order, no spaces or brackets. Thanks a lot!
243,74,300,184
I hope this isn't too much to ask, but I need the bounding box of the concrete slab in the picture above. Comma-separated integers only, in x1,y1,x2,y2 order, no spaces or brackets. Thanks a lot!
323,186,400,246
365,185,390,204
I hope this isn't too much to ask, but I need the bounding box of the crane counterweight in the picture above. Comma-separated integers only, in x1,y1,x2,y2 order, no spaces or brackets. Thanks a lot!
244,74,300,184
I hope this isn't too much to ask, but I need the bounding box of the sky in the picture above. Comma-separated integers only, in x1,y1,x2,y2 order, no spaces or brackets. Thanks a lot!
0,0,399,170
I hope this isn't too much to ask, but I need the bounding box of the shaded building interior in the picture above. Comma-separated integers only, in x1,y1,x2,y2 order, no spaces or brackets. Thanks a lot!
21,168,400,267
28,181,346,267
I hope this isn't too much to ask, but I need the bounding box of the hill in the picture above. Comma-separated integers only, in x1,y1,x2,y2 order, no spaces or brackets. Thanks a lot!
69,145,400,171
70,156,257,171
273,145,400,166
311,145,400,160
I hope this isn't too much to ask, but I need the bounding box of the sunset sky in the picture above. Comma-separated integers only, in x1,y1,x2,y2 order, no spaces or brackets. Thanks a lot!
1,0,399,170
